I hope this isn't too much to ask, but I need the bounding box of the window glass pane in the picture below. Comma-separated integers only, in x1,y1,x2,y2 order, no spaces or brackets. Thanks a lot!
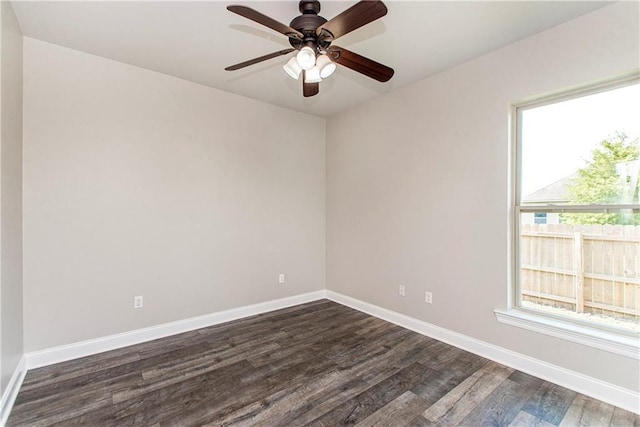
521,83,640,208
517,80,640,333
519,212,639,333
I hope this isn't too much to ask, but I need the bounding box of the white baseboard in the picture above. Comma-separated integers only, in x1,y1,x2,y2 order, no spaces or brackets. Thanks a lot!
25,290,327,370
17,289,638,416
0,355,27,426
325,290,639,415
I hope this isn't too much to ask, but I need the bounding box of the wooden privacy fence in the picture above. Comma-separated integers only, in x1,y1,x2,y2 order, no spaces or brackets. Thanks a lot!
520,223,640,322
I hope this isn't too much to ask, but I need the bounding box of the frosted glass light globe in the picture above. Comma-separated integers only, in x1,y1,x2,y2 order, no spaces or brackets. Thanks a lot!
316,54,336,78
296,46,316,70
283,57,302,79
304,66,322,83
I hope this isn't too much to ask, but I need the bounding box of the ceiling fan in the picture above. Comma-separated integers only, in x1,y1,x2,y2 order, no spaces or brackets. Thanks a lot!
225,0,394,97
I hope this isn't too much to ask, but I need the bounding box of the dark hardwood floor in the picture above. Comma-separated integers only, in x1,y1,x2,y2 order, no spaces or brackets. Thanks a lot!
7,300,639,426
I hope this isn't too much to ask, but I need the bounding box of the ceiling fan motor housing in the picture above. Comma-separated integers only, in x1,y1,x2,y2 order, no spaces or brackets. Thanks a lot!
289,0,330,51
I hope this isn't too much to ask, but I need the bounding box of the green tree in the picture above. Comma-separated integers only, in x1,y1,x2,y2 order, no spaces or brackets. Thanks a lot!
561,133,640,225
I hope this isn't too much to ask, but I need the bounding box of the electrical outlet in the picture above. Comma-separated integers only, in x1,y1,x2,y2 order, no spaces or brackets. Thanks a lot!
134,295,144,309
279,273,285,284
425,291,433,304
399,285,405,297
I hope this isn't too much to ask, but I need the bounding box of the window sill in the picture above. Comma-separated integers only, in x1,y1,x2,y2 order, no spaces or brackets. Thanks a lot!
494,309,639,360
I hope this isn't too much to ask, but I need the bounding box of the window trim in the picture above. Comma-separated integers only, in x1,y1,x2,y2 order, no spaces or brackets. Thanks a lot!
498,73,640,358
494,308,639,359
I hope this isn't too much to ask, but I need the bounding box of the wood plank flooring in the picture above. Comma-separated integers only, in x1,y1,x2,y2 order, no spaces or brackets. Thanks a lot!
7,300,639,426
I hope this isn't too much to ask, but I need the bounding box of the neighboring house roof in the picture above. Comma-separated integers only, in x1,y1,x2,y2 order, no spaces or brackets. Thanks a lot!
523,173,577,204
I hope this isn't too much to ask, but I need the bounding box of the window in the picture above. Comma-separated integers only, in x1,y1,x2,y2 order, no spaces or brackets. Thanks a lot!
533,213,547,224
497,75,640,357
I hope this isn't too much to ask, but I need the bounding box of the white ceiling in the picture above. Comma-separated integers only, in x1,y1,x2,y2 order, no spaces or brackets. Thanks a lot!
12,1,611,118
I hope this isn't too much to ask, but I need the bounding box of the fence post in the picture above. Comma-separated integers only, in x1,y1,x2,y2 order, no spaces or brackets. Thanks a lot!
573,231,584,313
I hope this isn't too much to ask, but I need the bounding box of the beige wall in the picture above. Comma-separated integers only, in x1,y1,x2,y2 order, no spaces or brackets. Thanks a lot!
22,38,325,351
326,2,639,392
0,1,24,392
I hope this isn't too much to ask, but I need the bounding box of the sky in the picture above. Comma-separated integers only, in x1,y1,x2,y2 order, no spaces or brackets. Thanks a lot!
520,82,640,198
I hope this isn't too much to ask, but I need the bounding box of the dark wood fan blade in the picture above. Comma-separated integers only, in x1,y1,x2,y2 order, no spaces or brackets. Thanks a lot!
329,46,394,82
227,5,303,39
302,71,319,97
316,0,387,41
225,49,294,71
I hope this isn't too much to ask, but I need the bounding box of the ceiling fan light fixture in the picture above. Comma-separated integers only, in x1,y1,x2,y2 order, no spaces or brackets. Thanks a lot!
283,57,302,79
316,54,336,78
296,46,316,70
225,0,395,98
304,66,322,83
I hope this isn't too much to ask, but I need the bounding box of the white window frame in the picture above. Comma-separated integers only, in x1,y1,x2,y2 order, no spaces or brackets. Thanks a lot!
495,74,640,359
